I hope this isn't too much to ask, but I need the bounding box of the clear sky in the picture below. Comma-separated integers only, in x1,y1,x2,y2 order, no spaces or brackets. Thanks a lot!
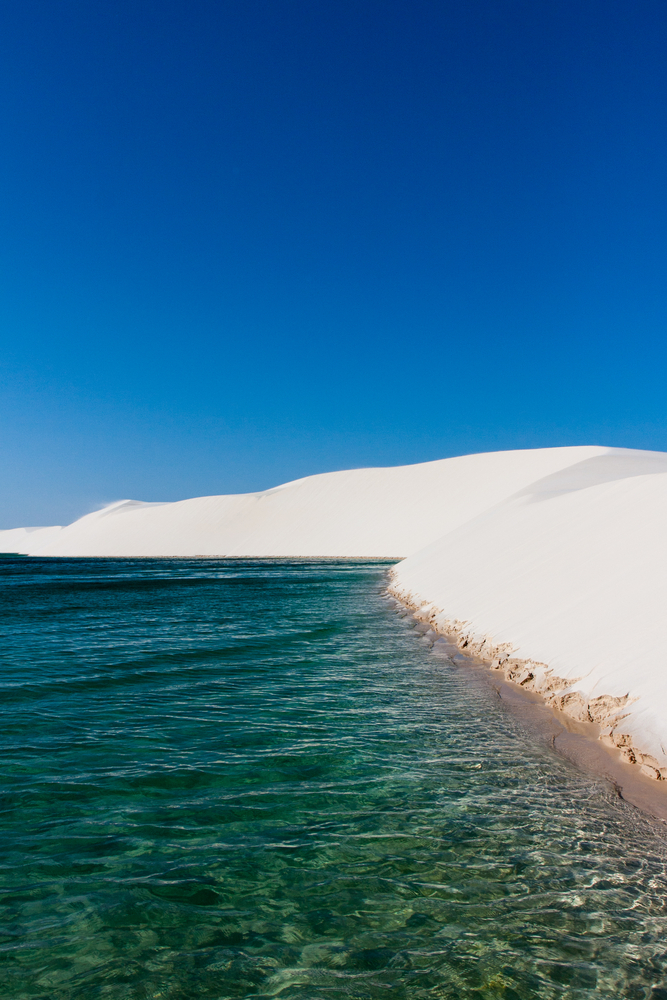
1,0,666,527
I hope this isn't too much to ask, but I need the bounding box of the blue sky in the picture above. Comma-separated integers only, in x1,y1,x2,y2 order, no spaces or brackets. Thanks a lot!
2,0,666,526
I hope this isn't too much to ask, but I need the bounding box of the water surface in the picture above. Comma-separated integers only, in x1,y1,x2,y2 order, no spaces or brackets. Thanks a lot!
1,558,667,999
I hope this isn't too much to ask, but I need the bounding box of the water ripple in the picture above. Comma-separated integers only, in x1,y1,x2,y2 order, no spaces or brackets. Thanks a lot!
1,558,667,998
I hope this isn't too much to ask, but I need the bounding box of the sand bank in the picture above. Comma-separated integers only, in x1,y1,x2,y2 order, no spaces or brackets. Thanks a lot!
393,606,667,823
388,448,667,785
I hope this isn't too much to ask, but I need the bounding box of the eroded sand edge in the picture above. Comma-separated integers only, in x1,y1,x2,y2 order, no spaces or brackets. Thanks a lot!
388,574,667,788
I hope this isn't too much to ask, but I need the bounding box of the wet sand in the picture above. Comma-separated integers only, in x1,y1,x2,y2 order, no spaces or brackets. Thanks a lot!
406,612,667,825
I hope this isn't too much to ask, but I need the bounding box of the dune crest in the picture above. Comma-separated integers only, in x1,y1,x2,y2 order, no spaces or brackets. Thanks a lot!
1,445,606,558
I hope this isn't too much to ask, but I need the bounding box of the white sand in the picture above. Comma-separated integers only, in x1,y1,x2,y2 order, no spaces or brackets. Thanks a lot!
4,444,667,777
389,447,667,778
0,525,63,554
0,445,605,558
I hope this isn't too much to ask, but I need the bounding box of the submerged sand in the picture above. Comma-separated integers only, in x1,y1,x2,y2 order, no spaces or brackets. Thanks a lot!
393,600,667,823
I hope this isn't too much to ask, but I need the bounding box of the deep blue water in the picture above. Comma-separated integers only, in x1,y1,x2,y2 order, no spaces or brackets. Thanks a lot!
1,558,667,1000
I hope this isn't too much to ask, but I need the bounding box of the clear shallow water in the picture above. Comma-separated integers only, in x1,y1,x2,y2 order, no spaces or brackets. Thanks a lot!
1,559,667,1000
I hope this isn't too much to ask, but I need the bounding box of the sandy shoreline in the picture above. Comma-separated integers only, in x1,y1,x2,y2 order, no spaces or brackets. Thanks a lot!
388,593,667,824
388,449,667,781
5,444,667,793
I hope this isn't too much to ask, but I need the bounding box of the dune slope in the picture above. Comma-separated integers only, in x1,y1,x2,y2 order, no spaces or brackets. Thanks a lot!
0,525,63,554
389,447,667,776
3,445,607,558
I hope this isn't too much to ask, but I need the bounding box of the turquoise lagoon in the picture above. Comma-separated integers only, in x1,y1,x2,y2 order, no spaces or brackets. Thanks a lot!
1,558,667,999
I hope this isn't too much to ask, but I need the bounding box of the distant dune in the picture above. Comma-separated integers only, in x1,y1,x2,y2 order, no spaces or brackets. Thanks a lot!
4,444,667,781
0,524,63,554
0,445,610,557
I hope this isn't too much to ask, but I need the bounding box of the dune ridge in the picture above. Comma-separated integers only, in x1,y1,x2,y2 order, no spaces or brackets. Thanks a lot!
1,445,605,558
3,444,667,779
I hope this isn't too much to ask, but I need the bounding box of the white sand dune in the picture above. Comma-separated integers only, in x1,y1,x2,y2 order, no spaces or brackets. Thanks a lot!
389,447,667,777
0,525,63,554
3,444,667,777
1,445,605,558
